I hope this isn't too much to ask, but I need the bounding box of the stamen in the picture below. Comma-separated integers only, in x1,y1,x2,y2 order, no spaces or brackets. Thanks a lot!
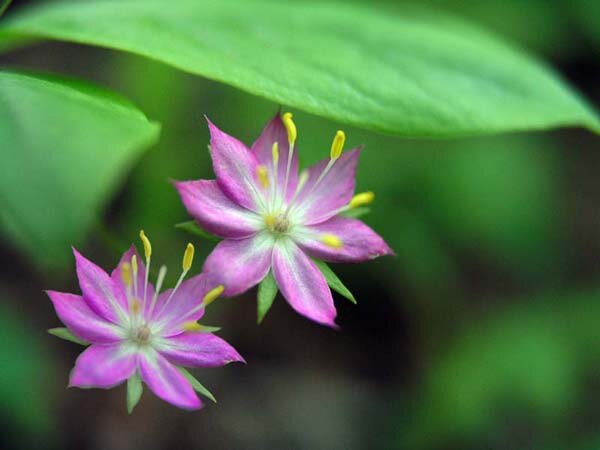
183,321,203,332
321,234,343,249
182,243,195,272
203,285,225,307
139,230,152,306
272,141,279,166
148,265,167,317
282,112,296,145
265,214,276,230
131,254,138,299
282,170,309,217
330,130,345,160
121,262,132,287
131,298,141,315
349,191,375,209
257,165,269,189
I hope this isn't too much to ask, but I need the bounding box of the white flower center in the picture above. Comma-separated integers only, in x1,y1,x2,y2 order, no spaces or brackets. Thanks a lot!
133,325,152,345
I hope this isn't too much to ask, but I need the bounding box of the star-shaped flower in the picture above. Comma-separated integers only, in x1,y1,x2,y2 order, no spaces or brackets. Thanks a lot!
46,233,244,411
175,113,393,327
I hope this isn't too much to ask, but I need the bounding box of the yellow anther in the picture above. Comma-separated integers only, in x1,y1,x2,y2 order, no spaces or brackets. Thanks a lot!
257,165,269,189
297,170,309,190
139,230,152,261
131,298,141,314
282,112,297,145
182,243,195,272
272,141,279,166
121,262,132,286
349,191,375,209
265,214,276,230
183,321,203,332
330,130,346,160
203,285,225,306
131,254,138,277
321,234,343,249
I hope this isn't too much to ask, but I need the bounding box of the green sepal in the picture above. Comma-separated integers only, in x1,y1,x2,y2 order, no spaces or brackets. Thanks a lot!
178,367,217,403
313,260,356,304
175,221,220,242
47,327,89,345
341,206,371,219
126,372,143,414
257,271,278,324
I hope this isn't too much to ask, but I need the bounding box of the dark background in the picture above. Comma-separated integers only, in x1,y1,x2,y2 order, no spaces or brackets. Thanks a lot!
2,0,600,449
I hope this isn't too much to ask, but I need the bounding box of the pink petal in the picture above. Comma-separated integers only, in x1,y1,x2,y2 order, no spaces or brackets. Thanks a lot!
296,216,394,263
207,118,262,211
73,248,128,325
47,291,124,343
157,332,245,368
203,233,274,296
151,273,213,337
110,245,155,319
69,343,137,388
138,349,201,410
294,148,361,225
174,180,261,238
272,240,337,327
251,113,298,199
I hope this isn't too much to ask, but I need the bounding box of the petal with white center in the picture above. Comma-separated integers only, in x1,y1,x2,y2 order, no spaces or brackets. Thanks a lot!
69,343,137,388
157,332,245,368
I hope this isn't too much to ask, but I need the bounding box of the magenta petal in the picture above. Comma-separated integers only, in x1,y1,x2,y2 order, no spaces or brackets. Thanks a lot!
158,332,245,368
47,291,124,343
203,233,274,296
73,248,128,325
251,113,298,198
297,216,394,263
138,349,201,410
174,180,261,238
272,240,337,327
152,273,213,337
294,148,361,225
207,118,262,211
110,246,155,317
69,343,137,388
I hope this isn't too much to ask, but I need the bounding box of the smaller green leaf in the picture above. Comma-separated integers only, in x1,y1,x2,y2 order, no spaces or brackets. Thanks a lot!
257,272,278,324
175,221,220,242
313,260,356,304
342,207,371,219
47,327,88,346
126,372,143,414
196,324,221,333
178,367,217,403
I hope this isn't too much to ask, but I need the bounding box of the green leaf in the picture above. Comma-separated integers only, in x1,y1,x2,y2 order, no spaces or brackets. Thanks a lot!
0,1,598,136
341,207,371,219
178,367,217,403
126,373,143,414
47,327,88,346
313,259,356,304
175,220,220,242
257,271,278,324
0,71,160,268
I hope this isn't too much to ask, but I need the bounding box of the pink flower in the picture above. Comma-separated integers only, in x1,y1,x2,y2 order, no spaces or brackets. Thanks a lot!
46,234,244,411
175,113,393,327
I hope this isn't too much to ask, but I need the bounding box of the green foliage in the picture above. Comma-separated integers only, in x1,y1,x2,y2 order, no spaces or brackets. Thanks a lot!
47,327,88,346
0,71,159,268
175,221,220,242
0,0,12,17
1,1,598,136
178,367,217,403
126,373,143,414
257,271,278,324
313,260,356,304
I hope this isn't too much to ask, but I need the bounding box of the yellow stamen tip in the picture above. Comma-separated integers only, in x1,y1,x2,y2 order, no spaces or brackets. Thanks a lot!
139,230,152,260
349,191,375,209
257,165,269,189
265,214,276,230
203,285,225,306
321,233,343,249
282,112,297,145
121,262,132,286
131,298,141,314
131,254,138,276
183,321,203,332
272,141,279,166
183,243,195,272
330,130,345,160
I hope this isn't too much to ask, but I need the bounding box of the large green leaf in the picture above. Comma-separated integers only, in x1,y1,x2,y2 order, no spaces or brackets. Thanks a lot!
0,1,598,136
0,71,159,268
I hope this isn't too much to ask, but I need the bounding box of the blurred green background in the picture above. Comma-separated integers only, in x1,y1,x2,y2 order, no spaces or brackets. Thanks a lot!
2,0,600,449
